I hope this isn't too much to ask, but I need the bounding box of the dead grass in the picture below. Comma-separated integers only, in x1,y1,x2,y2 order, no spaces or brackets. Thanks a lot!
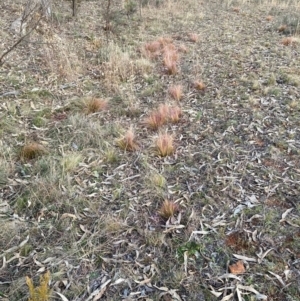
159,199,179,220
85,98,108,114
116,127,139,151
169,84,183,101
278,24,288,32
163,46,179,75
188,33,199,43
155,132,175,157
168,106,182,123
280,36,298,46
144,111,166,130
20,142,46,161
266,15,274,21
193,80,206,91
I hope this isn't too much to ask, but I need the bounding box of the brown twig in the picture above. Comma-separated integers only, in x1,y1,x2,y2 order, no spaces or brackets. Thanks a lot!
0,15,43,66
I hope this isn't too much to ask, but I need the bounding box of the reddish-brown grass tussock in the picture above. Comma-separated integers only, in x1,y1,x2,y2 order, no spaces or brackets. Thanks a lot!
144,41,162,58
143,37,174,59
155,132,174,157
168,106,182,123
158,103,182,123
188,33,199,43
193,80,206,91
163,47,179,75
163,44,179,61
158,103,171,118
157,37,173,47
21,142,46,161
159,200,179,220
144,110,167,130
163,58,177,75
86,98,108,114
281,37,297,46
178,44,188,53
117,128,139,151
278,25,287,33
143,37,179,74
266,15,273,21
169,85,183,101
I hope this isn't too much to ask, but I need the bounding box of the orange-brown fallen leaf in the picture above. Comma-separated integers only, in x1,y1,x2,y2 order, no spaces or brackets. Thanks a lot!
229,260,245,274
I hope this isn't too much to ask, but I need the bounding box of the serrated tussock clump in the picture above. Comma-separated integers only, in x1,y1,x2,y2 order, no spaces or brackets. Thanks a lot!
281,37,298,46
21,143,46,161
117,128,139,151
278,24,287,32
188,33,199,43
143,37,173,58
168,106,182,123
144,110,167,130
193,80,206,91
159,199,179,220
169,85,183,101
163,44,179,75
143,37,179,74
85,98,108,114
266,15,273,21
158,103,182,123
144,104,182,130
155,132,174,157
144,41,161,58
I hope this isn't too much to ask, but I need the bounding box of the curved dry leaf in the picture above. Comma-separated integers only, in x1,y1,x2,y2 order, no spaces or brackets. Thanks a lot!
55,292,69,301
236,284,267,300
233,254,256,262
268,271,285,287
209,285,223,297
280,208,293,222
218,273,242,281
0,235,29,258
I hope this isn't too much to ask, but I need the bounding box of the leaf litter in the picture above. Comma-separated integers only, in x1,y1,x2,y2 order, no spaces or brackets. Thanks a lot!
0,0,300,300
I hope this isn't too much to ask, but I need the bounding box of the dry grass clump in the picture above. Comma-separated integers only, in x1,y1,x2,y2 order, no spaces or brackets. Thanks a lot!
168,106,182,123
266,15,273,21
144,41,162,58
188,33,199,43
193,80,206,91
178,44,188,53
143,37,173,58
169,85,183,101
144,104,182,129
143,37,179,74
85,98,108,114
144,109,167,130
159,200,179,220
157,37,173,46
281,37,297,46
278,25,287,33
117,128,139,151
155,132,174,157
158,103,182,123
163,44,179,75
21,142,46,161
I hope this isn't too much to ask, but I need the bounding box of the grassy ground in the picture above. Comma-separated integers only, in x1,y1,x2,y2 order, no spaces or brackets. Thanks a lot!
1,0,300,300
